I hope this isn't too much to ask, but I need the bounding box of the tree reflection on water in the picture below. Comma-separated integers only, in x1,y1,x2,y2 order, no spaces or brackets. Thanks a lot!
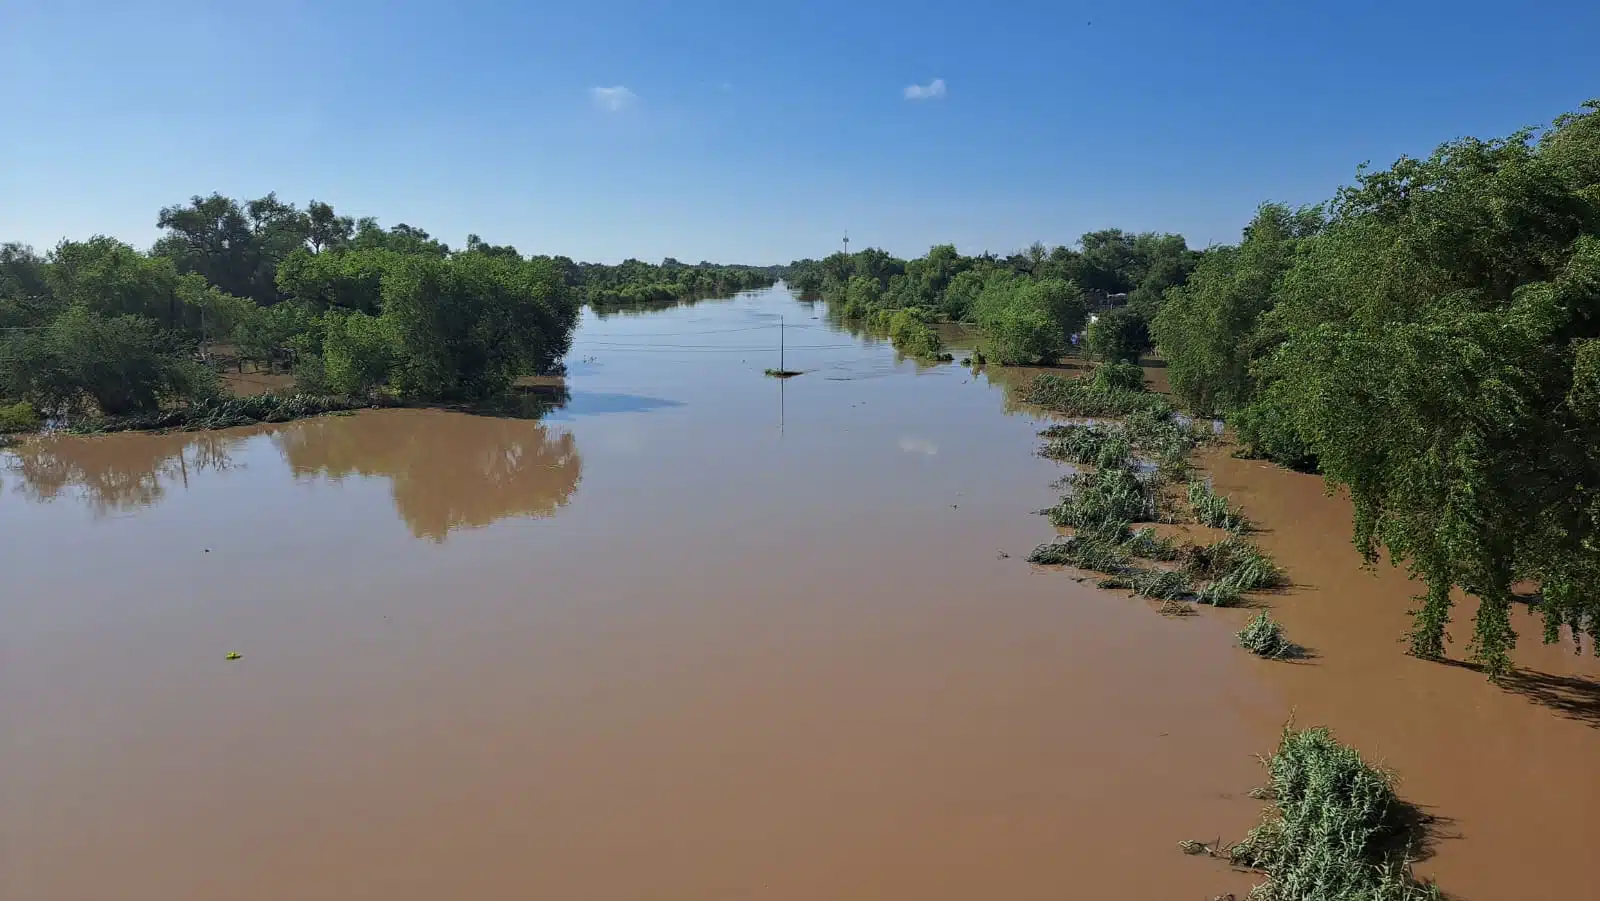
3,407,582,542
272,409,582,541
3,430,249,515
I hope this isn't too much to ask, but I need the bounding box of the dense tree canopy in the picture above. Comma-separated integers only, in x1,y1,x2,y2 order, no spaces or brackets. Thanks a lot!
1152,101,1600,674
785,230,1185,366
0,194,773,423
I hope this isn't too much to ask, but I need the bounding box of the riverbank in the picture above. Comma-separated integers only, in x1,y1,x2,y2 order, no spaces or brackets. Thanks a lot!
1199,445,1599,899
1016,361,1600,899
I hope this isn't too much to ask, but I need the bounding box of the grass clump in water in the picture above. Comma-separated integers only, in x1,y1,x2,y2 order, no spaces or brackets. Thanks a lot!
1123,526,1183,562
1182,535,1286,592
70,393,357,434
1223,725,1440,900
1187,478,1249,531
764,368,802,378
1037,423,1121,464
879,308,947,360
1195,571,1249,607
1028,536,1130,572
1020,372,1170,417
1047,458,1160,531
1131,568,1193,601
1237,611,1295,658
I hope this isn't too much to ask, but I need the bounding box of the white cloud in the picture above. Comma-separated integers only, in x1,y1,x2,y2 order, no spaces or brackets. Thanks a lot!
898,437,939,456
904,78,946,101
590,86,638,111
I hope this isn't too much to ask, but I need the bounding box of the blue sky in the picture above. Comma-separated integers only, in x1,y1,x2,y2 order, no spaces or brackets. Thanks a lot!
2,0,1595,264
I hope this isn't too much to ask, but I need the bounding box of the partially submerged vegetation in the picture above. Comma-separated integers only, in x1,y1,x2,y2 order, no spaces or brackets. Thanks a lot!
1191,725,1440,900
1237,611,1296,659
66,393,359,434
1187,479,1249,532
787,231,1191,366
1028,372,1288,617
1150,102,1600,675
0,400,41,433
877,307,952,361
1020,366,1168,417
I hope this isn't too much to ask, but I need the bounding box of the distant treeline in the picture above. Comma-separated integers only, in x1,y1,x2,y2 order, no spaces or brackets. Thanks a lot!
0,194,774,425
783,231,1195,363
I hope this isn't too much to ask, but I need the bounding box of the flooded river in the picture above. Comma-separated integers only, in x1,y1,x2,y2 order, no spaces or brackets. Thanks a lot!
3,285,1595,899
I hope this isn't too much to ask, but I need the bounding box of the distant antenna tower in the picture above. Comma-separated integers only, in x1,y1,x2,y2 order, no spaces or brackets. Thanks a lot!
843,230,849,255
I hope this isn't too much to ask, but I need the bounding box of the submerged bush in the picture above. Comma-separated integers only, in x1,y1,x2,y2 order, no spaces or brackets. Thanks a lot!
1123,526,1183,561
1226,726,1439,900
1085,307,1151,363
971,273,1084,364
1021,372,1170,417
1237,611,1294,658
1028,536,1130,572
881,307,945,359
1047,463,1157,530
1195,573,1247,607
1188,478,1248,531
70,393,356,434
1091,360,1146,392
1038,423,1121,464
1131,568,1192,601
0,400,41,433
1181,535,1285,591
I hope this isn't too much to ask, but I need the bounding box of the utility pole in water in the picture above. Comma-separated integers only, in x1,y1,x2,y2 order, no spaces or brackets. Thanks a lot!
779,315,785,373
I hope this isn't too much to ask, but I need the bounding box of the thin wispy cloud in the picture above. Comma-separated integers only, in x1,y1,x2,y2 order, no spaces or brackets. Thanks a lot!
590,85,638,111
904,78,946,101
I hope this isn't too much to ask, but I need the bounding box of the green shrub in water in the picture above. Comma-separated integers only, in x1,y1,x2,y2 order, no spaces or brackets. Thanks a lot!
71,393,357,434
1195,572,1248,607
1183,535,1285,592
1122,526,1183,561
1131,568,1192,601
1188,479,1248,531
880,307,945,359
1037,423,1121,464
1237,611,1294,659
1090,360,1146,392
0,400,41,433
1047,463,1157,530
1227,726,1440,900
1028,536,1130,572
1020,373,1171,417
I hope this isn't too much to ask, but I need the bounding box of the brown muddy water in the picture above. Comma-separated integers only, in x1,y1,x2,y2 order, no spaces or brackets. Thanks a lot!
0,286,1590,900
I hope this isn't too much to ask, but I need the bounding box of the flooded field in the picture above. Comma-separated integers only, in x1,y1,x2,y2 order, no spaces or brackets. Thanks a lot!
3,285,1595,899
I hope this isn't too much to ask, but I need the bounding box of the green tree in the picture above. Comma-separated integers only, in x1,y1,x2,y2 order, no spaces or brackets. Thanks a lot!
322,311,398,395
971,273,1069,364
0,306,215,416
47,237,186,329
379,254,578,399
275,247,392,313
306,200,354,253
1151,204,1323,415
1248,102,1600,675
1085,307,1150,363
